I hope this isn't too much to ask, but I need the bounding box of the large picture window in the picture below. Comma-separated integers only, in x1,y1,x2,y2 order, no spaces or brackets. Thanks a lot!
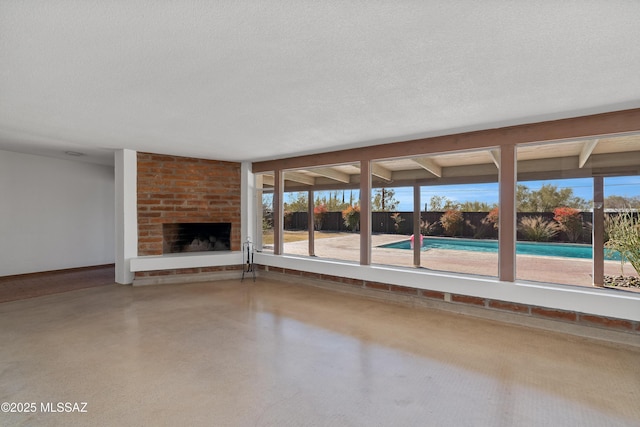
365,150,500,277
263,164,362,263
254,131,640,293
516,136,640,288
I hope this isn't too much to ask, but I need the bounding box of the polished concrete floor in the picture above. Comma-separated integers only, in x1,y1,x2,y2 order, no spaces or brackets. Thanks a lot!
1,278,639,426
0,265,115,303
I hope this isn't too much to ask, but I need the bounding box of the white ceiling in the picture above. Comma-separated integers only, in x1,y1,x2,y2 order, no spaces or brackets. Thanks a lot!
1,1,639,166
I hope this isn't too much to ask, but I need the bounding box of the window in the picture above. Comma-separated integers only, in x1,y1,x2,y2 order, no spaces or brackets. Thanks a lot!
255,172,274,253
368,151,500,277
516,135,640,287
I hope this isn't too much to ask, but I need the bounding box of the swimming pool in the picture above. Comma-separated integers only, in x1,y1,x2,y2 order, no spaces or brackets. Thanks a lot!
379,237,622,260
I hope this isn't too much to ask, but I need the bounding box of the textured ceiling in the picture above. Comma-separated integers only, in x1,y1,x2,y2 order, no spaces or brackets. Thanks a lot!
1,1,639,166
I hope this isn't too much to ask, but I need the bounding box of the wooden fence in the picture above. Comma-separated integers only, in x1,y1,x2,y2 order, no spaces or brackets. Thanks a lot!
278,211,599,244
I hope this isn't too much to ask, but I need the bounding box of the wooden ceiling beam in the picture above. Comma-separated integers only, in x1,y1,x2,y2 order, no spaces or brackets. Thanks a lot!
353,163,392,181
284,171,315,186
411,157,442,177
309,167,351,183
260,174,274,187
356,163,393,182
371,163,392,181
489,149,500,168
579,139,599,168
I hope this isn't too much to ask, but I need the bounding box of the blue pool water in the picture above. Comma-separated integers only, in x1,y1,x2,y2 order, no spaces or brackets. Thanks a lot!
379,237,622,260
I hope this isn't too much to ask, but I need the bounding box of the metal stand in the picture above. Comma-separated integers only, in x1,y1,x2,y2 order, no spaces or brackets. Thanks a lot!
241,238,255,282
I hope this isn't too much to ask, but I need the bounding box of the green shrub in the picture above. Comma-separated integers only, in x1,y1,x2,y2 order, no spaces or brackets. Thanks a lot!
440,209,463,236
420,218,436,236
342,205,360,232
474,207,499,238
603,215,615,242
605,210,640,275
313,204,327,230
588,215,616,244
553,207,583,242
484,207,499,230
518,216,560,242
262,216,273,232
390,212,405,233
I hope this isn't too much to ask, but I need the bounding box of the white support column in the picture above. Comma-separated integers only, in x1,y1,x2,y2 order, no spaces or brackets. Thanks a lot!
114,149,138,284
241,162,255,247
254,174,264,251
273,169,284,255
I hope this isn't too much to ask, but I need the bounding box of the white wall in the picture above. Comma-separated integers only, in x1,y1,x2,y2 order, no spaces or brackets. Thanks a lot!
0,150,115,276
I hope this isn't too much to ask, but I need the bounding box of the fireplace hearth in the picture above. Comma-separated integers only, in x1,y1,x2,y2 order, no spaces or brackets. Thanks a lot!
162,223,231,254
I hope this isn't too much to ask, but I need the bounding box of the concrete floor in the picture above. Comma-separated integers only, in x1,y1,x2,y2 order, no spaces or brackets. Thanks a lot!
0,265,115,303
1,278,639,426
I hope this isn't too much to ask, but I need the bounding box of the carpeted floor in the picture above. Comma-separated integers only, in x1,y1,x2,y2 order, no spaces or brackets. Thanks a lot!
0,265,116,303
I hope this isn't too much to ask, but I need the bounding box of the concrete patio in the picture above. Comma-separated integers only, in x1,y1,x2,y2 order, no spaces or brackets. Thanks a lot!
274,232,639,290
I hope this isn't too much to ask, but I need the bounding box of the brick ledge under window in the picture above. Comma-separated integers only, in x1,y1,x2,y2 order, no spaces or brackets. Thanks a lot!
258,265,640,337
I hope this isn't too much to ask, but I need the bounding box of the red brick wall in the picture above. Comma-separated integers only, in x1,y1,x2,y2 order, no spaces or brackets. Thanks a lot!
137,153,241,255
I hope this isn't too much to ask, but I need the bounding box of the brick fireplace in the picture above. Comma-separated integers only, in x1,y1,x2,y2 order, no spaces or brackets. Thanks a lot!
162,222,231,253
137,153,241,257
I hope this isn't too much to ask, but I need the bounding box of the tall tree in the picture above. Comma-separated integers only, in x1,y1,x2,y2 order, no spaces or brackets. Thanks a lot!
517,184,589,212
372,188,399,211
459,201,497,212
428,195,458,211
605,195,640,209
262,193,273,212
284,192,308,212
315,192,350,212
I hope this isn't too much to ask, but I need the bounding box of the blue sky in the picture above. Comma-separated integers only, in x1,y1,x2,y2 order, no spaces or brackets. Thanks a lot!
393,176,640,211
303,176,640,211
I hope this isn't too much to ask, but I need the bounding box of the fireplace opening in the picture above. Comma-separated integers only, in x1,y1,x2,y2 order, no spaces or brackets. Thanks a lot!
162,223,231,254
